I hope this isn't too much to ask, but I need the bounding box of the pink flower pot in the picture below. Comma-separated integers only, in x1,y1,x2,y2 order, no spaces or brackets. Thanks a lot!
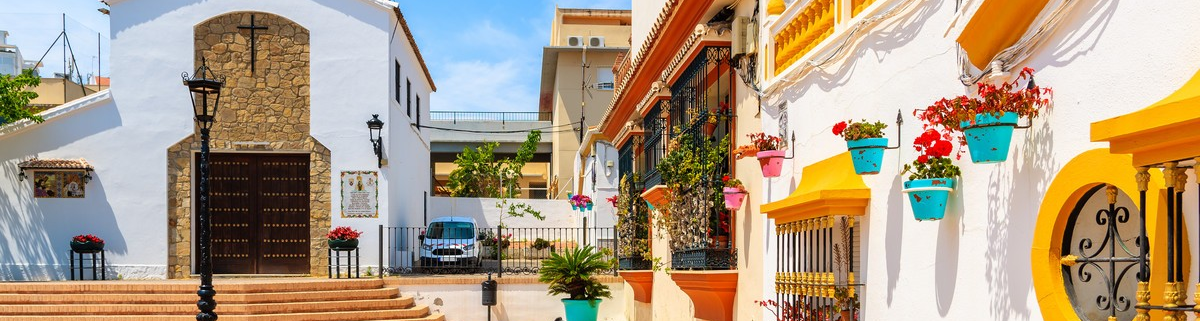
723,187,746,210
757,150,786,177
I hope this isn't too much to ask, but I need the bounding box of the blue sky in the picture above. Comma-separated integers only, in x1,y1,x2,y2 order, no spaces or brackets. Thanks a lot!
0,0,110,81
401,0,631,112
0,0,632,111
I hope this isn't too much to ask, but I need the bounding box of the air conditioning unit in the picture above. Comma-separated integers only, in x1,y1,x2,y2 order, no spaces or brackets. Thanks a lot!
732,16,757,56
567,36,584,47
588,36,605,48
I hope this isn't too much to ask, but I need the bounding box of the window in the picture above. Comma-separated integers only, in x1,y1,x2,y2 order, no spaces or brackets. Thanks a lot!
406,79,412,118
416,95,421,126
596,67,614,90
394,61,402,104
775,216,862,319
426,222,475,240
1061,184,1140,321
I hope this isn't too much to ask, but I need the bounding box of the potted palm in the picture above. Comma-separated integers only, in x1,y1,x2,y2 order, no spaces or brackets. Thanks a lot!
70,234,105,253
916,67,1052,163
327,226,362,250
833,120,889,175
539,245,613,321
721,175,747,210
901,129,961,221
746,133,787,178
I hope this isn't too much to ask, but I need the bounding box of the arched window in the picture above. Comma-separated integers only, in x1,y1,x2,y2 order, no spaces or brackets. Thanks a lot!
1061,184,1142,321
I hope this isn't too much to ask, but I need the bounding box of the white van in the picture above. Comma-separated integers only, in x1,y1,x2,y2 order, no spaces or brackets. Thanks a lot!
419,217,481,266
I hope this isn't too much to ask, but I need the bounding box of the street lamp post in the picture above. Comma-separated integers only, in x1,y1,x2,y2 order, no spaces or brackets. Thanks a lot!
183,58,224,321
367,114,384,168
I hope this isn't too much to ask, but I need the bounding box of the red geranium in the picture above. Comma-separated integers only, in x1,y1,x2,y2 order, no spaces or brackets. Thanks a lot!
832,121,848,136
326,226,362,240
72,234,104,244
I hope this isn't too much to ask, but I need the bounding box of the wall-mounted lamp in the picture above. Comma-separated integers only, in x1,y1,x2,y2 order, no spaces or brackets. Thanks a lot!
605,160,614,177
367,114,385,168
18,171,26,181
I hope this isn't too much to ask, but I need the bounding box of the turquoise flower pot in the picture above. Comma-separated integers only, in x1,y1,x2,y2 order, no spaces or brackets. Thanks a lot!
562,299,601,321
960,112,1019,164
846,138,888,175
902,178,955,221
586,203,593,211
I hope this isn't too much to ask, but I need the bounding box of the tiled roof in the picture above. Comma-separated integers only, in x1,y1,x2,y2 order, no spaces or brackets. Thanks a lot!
18,158,94,170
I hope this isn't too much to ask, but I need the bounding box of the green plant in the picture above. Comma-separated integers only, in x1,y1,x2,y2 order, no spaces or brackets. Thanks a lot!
744,132,785,151
721,175,744,192
832,217,859,314
532,238,552,250
832,120,887,141
538,245,613,301
0,69,42,125
447,130,541,197
616,173,651,263
902,129,962,180
656,132,730,251
494,198,545,228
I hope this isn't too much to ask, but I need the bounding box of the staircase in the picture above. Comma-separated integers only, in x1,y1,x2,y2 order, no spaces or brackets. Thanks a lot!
0,278,444,321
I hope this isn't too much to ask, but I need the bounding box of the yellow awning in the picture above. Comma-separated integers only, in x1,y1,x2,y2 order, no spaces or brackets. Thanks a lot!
760,152,870,224
1093,67,1200,166
956,0,1050,70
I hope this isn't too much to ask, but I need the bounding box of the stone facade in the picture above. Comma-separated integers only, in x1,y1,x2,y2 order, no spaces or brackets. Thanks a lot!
166,12,331,278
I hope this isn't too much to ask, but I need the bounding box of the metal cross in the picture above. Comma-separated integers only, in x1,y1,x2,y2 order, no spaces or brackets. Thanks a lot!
237,14,268,73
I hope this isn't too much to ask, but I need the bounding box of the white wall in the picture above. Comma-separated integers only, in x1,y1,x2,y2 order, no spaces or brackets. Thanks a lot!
629,0,670,64
427,197,616,230
398,281,627,321
759,1,1200,320
0,0,431,280
578,141,619,229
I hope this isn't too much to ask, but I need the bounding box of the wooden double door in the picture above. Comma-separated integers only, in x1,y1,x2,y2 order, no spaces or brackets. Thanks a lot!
201,153,311,274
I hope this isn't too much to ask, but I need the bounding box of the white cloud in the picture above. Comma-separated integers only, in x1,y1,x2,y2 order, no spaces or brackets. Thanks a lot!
431,60,539,112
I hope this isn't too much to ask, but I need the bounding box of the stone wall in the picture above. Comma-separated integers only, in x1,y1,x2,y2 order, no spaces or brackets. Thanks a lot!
166,11,330,278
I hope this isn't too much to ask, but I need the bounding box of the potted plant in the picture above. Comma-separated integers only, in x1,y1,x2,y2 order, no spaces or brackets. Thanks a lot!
745,132,786,177
704,101,730,136
327,226,362,250
901,129,962,221
721,175,747,210
568,193,593,212
70,234,104,253
833,120,889,175
539,245,613,321
916,67,1052,163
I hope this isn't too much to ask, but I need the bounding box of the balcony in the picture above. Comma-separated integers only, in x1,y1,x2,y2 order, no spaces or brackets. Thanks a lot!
429,111,551,123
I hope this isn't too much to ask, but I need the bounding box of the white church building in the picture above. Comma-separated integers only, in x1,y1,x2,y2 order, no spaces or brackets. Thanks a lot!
0,0,435,280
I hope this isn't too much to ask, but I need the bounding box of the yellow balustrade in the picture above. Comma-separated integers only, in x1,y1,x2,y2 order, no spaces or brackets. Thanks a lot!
773,0,836,75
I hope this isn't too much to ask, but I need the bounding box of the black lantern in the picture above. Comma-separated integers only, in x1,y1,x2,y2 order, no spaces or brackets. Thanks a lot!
367,114,384,168
183,58,225,130
182,57,223,321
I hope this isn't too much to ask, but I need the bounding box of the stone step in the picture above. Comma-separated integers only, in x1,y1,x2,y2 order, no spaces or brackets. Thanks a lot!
0,297,415,315
0,279,384,294
0,305,431,321
0,287,399,304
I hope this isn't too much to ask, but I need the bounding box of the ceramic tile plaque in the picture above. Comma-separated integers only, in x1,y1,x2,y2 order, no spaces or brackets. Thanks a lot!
340,171,378,218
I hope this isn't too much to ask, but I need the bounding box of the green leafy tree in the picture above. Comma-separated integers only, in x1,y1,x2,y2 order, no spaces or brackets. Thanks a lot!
0,69,43,124
447,130,541,198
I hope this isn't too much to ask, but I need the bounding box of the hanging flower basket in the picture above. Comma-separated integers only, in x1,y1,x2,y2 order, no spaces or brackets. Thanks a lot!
757,150,785,177
722,187,746,210
960,112,1018,164
834,120,889,175
744,133,787,178
902,178,955,221
847,138,888,175
568,193,594,212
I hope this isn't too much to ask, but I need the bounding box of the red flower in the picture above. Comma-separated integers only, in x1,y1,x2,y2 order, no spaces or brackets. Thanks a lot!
722,175,730,182
72,234,104,244
931,140,953,157
832,121,848,136
917,155,929,164
327,226,362,240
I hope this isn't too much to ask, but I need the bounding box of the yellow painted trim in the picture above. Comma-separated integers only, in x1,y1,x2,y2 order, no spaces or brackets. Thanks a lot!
1031,148,1182,321
1092,68,1200,165
760,152,869,224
